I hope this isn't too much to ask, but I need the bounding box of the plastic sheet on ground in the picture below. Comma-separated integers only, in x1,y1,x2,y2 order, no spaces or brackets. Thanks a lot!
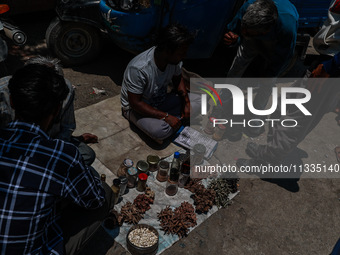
103,166,239,254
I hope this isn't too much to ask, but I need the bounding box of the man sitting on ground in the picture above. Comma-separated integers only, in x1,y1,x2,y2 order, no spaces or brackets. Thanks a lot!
120,24,201,143
0,56,98,165
0,64,112,254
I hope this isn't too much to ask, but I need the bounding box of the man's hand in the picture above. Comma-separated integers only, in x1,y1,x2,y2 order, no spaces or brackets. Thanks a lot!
164,114,182,130
223,31,239,45
310,64,330,78
81,133,98,144
307,64,330,94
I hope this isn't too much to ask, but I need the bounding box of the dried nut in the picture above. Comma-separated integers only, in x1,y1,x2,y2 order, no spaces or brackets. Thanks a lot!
145,187,155,199
128,227,158,247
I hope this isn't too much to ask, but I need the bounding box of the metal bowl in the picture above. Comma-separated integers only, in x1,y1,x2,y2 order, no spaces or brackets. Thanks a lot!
126,224,159,255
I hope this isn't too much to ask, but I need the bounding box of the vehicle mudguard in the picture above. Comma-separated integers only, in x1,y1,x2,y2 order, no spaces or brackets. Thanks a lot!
56,0,106,31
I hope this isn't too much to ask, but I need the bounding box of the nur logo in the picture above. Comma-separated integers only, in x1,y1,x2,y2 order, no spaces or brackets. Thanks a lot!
200,84,312,116
198,81,223,115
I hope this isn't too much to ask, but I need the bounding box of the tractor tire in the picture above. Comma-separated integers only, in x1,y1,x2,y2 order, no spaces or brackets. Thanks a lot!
46,18,102,66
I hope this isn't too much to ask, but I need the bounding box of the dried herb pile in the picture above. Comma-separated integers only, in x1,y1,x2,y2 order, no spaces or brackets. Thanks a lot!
118,202,143,225
185,178,216,214
184,178,203,193
134,194,154,214
208,178,239,208
157,202,197,238
118,188,155,225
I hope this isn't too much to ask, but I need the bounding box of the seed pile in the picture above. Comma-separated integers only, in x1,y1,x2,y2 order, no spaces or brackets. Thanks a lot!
145,187,155,200
208,179,239,208
128,227,158,247
157,202,197,238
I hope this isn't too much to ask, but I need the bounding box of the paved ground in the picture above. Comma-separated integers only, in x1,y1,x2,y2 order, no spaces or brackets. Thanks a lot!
4,12,340,255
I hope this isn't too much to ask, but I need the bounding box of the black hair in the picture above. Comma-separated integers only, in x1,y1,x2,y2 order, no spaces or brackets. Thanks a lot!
156,24,195,52
8,64,69,123
241,0,278,33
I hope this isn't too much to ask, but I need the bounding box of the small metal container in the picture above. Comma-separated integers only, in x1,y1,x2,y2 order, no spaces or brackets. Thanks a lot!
117,158,134,177
165,179,178,196
156,160,169,182
126,224,159,255
212,124,226,141
111,178,121,205
100,174,106,182
127,167,138,188
136,160,149,176
204,117,216,135
147,155,160,172
178,159,190,188
136,173,148,192
192,143,206,165
119,176,128,196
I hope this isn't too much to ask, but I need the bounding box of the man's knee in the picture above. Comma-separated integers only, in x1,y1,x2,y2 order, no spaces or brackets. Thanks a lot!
143,120,174,140
78,142,96,166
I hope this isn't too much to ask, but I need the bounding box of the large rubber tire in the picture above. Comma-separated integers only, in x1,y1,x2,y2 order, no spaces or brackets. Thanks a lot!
46,18,102,66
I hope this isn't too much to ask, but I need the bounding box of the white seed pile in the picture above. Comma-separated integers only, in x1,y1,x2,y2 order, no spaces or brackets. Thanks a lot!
128,227,158,247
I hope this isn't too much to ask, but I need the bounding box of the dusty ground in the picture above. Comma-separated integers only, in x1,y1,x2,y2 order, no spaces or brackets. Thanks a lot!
4,11,340,255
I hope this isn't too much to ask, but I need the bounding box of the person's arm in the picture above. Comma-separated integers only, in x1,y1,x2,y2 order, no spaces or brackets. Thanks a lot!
322,52,340,76
266,16,298,77
227,0,253,33
126,66,181,129
0,76,14,128
72,133,98,144
128,91,182,130
224,0,254,46
52,79,76,141
62,148,105,209
172,74,191,119
306,53,338,93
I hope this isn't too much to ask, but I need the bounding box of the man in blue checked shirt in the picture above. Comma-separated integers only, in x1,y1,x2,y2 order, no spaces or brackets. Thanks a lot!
0,56,98,166
0,64,112,254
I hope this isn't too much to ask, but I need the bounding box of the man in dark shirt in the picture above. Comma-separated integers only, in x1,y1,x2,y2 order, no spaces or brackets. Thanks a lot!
0,64,110,254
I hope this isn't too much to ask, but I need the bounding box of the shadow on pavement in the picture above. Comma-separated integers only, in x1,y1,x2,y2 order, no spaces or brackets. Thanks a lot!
260,148,309,193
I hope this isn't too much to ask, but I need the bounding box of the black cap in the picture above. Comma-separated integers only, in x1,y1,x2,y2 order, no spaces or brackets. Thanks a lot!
113,178,121,186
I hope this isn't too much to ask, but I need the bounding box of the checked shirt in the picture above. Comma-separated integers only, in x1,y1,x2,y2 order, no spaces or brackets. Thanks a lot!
0,121,105,254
